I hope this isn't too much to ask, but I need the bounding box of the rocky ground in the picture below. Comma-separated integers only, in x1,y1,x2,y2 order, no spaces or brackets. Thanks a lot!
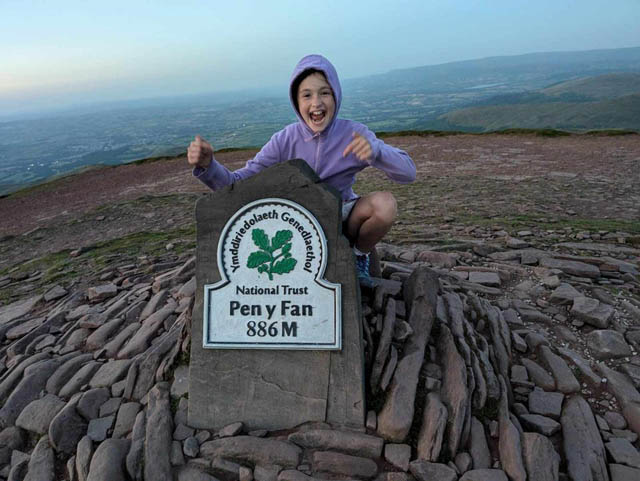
0,132,639,480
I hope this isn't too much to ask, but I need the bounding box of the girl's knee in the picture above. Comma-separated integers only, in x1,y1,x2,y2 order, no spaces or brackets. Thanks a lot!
371,191,397,224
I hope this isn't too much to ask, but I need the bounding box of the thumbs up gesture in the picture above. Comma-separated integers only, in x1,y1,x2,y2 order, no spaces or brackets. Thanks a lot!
343,132,373,164
187,135,214,169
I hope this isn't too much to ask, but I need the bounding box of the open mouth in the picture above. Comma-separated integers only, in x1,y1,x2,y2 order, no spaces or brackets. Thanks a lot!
310,110,325,124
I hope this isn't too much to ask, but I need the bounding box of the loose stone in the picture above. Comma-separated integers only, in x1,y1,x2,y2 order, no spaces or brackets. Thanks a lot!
312,451,378,478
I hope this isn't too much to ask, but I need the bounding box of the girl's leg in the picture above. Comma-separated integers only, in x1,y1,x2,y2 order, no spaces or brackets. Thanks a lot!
346,191,397,253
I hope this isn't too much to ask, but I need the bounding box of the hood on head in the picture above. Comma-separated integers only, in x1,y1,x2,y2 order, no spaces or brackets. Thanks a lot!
289,54,342,132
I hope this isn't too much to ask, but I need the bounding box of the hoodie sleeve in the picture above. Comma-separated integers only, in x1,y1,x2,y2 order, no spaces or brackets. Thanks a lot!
192,132,284,191
358,126,416,184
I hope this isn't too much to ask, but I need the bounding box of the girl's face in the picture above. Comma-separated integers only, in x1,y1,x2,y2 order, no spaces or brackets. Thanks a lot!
297,72,335,133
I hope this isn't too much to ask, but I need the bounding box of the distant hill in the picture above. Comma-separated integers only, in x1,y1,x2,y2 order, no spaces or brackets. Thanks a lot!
440,72,640,132
541,72,640,99
344,47,640,95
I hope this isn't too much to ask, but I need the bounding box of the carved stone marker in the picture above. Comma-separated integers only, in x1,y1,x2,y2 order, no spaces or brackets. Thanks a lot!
188,159,364,430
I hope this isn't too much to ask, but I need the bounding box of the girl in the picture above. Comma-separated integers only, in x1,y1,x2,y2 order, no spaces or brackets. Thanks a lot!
188,54,416,281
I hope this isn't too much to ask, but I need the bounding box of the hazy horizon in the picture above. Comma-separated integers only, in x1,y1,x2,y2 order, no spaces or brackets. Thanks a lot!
3,0,640,119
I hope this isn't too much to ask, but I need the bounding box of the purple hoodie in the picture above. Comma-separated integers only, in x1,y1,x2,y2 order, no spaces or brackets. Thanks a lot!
193,54,416,201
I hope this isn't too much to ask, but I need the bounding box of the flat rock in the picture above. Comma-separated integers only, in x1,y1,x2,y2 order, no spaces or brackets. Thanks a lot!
469,417,491,469
86,438,130,481
278,471,330,481
370,298,396,392
549,283,582,305
417,392,448,462
46,353,94,395
610,464,640,481
15,393,66,434
519,414,561,436
77,388,110,420
521,358,556,391
59,361,101,398
87,284,118,303
76,435,93,481
385,443,411,472
313,450,377,478
438,324,468,457
416,250,457,268
498,378,527,481
44,284,67,302
409,461,457,481
522,432,560,481
587,330,632,360
0,295,43,324
538,345,580,393
85,317,126,350
6,317,45,339
145,383,173,481
0,358,61,427
288,429,383,458
557,347,603,387
183,436,199,458
170,365,189,398
540,257,601,278
605,438,640,468
201,436,301,469
605,411,628,430
176,466,220,481
572,297,614,328
562,395,609,481
528,389,564,419
140,289,169,321
117,301,176,358
112,402,140,439
460,470,509,481
0,425,26,450
49,395,88,454
468,271,501,287
87,416,115,442
126,410,145,481
24,435,55,481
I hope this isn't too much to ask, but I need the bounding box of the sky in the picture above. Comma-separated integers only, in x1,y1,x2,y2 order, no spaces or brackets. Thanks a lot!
2,0,640,117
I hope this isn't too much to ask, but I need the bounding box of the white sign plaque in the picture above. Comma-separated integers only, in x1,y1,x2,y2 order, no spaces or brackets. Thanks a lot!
203,198,342,350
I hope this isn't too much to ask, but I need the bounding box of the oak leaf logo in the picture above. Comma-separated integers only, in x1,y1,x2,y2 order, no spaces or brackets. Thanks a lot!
247,229,297,280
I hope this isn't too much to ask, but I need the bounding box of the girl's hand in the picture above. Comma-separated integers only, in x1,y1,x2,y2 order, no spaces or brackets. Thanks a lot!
187,135,214,169
343,132,373,164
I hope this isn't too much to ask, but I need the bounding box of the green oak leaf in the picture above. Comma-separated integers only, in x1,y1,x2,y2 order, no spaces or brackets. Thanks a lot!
272,257,297,275
271,230,293,250
247,251,271,268
281,243,292,255
257,264,269,273
252,229,270,251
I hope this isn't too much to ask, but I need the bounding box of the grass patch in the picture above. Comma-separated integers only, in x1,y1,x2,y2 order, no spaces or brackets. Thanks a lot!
584,129,638,136
215,146,260,153
375,127,577,138
85,227,196,268
494,128,572,137
131,152,186,165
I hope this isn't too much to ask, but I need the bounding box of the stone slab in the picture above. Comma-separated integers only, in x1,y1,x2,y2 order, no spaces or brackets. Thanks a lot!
188,159,364,430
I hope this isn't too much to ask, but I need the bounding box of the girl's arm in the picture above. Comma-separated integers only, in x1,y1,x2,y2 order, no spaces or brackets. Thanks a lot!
192,132,284,191
359,127,416,184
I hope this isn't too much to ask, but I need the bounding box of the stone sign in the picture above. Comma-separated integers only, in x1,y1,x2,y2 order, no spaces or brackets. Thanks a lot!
188,159,365,430
203,198,341,349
